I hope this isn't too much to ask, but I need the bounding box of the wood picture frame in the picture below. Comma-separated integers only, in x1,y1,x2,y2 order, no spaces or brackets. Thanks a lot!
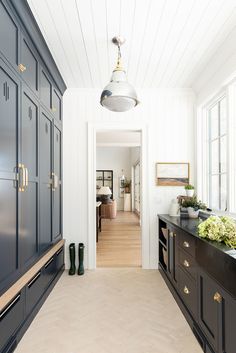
156,162,189,186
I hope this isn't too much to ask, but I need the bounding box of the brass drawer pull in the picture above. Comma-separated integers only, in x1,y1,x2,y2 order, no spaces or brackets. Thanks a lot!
18,63,26,72
183,260,190,268
183,241,190,248
214,292,222,303
0,294,21,320
169,231,173,238
183,286,190,295
45,257,54,269
28,271,41,288
52,106,57,112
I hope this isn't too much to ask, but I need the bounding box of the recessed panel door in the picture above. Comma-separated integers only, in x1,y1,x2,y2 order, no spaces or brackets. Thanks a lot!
52,88,61,122
39,111,52,251
0,2,19,70
53,126,62,240
40,69,51,111
20,36,38,95
19,89,39,267
0,60,19,288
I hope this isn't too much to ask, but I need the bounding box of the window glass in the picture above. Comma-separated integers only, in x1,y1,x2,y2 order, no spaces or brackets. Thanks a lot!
220,174,227,211
220,98,227,135
210,104,219,140
220,136,227,173
211,175,219,209
211,139,219,174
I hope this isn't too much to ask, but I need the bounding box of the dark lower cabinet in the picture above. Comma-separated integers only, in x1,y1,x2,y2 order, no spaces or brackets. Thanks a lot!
158,215,236,353
0,291,24,352
25,270,44,316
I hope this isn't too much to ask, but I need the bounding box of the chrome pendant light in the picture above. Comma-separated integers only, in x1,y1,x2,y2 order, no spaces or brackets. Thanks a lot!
100,36,139,112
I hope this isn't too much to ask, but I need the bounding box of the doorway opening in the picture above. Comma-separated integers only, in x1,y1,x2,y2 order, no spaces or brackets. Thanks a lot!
87,123,149,270
96,134,141,267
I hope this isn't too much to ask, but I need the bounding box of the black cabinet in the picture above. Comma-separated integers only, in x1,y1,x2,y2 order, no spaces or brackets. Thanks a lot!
25,270,44,316
158,215,236,353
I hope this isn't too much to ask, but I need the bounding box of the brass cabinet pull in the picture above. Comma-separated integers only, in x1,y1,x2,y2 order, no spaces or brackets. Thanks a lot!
24,167,29,187
183,260,190,268
169,231,173,238
51,172,59,191
183,241,190,248
214,292,222,304
18,63,26,72
52,106,57,112
183,286,190,295
18,163,25,192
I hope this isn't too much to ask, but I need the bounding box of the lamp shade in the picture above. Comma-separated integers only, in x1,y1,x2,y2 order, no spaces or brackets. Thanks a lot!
100,69,139,112
98,186,112,195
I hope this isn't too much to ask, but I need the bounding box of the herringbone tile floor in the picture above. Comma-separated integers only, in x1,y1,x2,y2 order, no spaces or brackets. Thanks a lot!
15,269,202,353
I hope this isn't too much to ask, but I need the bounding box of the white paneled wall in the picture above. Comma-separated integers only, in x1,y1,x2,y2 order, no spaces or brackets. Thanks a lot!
63,88,195,269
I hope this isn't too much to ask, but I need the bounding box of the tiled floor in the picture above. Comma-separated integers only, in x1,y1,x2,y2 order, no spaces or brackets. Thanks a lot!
15,269,202,353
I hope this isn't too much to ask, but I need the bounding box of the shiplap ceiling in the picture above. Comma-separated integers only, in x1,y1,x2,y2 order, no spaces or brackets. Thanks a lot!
28,0,236,89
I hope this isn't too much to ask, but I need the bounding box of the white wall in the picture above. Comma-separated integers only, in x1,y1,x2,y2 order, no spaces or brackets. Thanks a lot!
96,147,131,210
63,88,195,269
193,26,236,105
130,147,140,166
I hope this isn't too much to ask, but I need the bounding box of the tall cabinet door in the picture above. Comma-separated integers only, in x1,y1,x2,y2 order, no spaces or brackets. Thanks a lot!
53,125,62,241
0,59,19,288
39,110,53,251
19,87,39,267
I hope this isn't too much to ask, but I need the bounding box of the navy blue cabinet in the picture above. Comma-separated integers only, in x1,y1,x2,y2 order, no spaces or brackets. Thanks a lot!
0,1,19,71
53,125,62,241
0,58,20,292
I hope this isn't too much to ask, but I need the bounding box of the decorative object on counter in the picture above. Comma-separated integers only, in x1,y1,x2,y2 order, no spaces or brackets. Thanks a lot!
181,196,207,218
156,162,189,186
169,198,180,217
69,243,76,275
98,186,112,204
78,243,85,275
184,184,195,197
100,36,139,112
198,216,236,249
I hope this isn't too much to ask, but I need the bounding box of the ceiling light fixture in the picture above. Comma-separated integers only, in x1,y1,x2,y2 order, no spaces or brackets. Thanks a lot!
100,36,139,112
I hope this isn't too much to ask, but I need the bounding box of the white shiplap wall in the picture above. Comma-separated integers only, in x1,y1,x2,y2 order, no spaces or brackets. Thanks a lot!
63,88,195,269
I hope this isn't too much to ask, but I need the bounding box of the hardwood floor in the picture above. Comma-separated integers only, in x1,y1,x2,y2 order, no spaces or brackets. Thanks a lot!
96,211,141,267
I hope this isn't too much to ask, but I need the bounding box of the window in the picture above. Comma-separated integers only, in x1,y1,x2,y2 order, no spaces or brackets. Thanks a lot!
208,97,227,211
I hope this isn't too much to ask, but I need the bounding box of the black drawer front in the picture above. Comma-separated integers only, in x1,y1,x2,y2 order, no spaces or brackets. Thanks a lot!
55,247,64,272
42,255,56,288
25,270,44,316
0,291,24,352
178,248,196,280
178,230,195,257
178,266,197,319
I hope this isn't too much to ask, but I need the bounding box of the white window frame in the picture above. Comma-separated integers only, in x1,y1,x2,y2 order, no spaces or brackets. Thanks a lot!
197,80,236,215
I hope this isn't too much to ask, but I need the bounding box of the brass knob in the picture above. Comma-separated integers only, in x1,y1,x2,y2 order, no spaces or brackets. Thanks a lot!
183,241,190,248
18,63,26,72
183,260,190,268
214,292,222,303
183,286,190,295
52,107,57,112
169,232,173,237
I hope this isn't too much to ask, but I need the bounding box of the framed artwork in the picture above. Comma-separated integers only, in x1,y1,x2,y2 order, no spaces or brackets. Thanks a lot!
156,163,189,186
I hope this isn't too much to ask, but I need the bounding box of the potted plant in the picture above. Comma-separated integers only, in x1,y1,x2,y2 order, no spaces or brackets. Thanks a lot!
184,184,195,197
181,196,207,218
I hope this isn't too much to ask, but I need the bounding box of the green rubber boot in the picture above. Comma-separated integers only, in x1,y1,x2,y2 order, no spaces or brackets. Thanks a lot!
78,243,85,276
69,243,76,275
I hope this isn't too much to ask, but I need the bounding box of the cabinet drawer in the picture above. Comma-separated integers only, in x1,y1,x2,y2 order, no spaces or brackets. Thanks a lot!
55,246,64,272
25,270,44,316
178,248,197,280
178,230,195,257
42,255,56,288
0,291,24,351
178,266,197,319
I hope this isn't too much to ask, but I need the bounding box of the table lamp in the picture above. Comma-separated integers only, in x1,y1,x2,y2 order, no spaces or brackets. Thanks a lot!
98,186,112,204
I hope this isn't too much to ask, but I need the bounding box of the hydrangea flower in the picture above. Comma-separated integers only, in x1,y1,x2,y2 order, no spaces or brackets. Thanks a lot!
198,215,236,248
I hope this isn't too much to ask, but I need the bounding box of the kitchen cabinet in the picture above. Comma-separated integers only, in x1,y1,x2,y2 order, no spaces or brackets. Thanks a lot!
158,215,236,353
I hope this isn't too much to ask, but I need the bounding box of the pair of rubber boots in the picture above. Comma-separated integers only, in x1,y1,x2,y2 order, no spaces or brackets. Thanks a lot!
69,242,84,276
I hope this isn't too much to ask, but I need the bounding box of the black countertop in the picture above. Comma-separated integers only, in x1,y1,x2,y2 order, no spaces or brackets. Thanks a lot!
159,214,236,260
